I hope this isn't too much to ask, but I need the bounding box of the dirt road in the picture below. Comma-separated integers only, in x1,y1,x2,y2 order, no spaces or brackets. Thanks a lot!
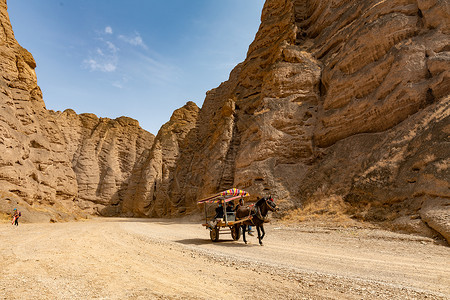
0,218,449,299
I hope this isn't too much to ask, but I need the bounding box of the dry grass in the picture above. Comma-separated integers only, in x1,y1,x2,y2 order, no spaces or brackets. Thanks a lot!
0,212,11,223
281,195,362,227
280,194,429,236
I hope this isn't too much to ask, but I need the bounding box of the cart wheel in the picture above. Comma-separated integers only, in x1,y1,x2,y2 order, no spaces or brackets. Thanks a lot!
210,227,219,242
231,225,241,241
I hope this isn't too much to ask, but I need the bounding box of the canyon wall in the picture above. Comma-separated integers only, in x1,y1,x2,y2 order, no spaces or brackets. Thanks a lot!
0,0,154,221
163,0,449,240
121,101,199,217
51,110,154,216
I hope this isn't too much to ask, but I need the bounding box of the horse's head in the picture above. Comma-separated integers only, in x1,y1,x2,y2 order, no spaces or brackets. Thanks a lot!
264,196,278,212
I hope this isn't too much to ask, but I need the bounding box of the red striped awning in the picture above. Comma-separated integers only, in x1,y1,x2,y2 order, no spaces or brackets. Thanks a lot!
197,188,249,204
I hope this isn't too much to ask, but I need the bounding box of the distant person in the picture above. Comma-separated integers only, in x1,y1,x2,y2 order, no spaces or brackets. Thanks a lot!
11,208,21,226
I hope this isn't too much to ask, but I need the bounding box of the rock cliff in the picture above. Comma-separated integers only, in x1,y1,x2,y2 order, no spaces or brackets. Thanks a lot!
51,110,154,216
0,0,154,221
166,0,449,241
121,101,199,217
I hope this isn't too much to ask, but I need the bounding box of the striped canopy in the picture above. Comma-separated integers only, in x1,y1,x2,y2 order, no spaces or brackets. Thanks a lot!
197,188,249,204
220,188,249,197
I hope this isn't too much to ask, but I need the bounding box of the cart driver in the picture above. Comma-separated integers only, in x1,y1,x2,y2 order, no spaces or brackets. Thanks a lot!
236,198,254,236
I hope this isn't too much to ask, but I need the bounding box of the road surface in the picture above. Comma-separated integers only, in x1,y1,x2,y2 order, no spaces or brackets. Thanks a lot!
0,218,449,299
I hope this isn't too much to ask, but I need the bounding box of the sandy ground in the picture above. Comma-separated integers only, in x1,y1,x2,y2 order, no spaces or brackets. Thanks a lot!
0,218,449,300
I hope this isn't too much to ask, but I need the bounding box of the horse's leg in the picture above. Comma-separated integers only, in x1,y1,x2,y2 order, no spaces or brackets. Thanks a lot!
257,226,263,246
260,224,265,240
242,225,247,244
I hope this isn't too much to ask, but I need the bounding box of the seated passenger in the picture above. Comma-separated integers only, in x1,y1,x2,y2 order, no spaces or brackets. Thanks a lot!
208,202,224,229
226,201,234,213
215,202,224,219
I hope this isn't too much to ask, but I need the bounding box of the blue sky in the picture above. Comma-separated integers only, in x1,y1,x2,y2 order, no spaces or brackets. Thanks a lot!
8,1,264,134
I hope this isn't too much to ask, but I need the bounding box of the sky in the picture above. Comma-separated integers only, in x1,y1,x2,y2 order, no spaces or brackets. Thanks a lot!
7,0,265,134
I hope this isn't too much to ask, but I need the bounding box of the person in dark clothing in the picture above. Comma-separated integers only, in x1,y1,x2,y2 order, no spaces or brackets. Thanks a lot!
215,203,224,219
208,202,224,229
236,198,254,235
225,201,236,221
226,201,234,213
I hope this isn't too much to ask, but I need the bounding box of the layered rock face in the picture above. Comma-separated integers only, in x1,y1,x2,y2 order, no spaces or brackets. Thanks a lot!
121,101,199,217
51,110,154,216
167,0,449,240
0,1,77,221
0,0,154,221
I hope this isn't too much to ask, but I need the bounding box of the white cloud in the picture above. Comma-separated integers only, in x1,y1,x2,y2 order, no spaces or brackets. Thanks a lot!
119,32,148,49
112,76,129,89
84,27,176,86
112,81,123,89
83,40,119,73
135,52,180,84
105,41,118,53
84,58,117,72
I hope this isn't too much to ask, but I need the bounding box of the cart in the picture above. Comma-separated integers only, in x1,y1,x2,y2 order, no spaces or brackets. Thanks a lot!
197,188,251,242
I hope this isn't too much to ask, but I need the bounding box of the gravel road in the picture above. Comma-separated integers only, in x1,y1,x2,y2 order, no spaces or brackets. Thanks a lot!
0,218,449,299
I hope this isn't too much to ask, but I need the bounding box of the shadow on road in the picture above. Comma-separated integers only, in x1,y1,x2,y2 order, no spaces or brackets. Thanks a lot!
99,217,199,225
175,238,260,248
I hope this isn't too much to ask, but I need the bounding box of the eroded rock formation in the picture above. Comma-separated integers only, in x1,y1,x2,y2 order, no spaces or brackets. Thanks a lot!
0,0,154,221
166,0,449,241
52,110,154,216
122,101,199,217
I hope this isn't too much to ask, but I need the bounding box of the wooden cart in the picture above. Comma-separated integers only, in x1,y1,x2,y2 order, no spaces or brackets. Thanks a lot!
197,188,251,242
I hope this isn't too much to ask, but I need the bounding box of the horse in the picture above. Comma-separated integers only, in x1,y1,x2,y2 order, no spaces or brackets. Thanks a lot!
235,196,278,246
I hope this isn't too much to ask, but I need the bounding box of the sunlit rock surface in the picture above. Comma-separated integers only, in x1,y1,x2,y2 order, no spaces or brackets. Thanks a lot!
167,0,449,241
0,0,154,221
